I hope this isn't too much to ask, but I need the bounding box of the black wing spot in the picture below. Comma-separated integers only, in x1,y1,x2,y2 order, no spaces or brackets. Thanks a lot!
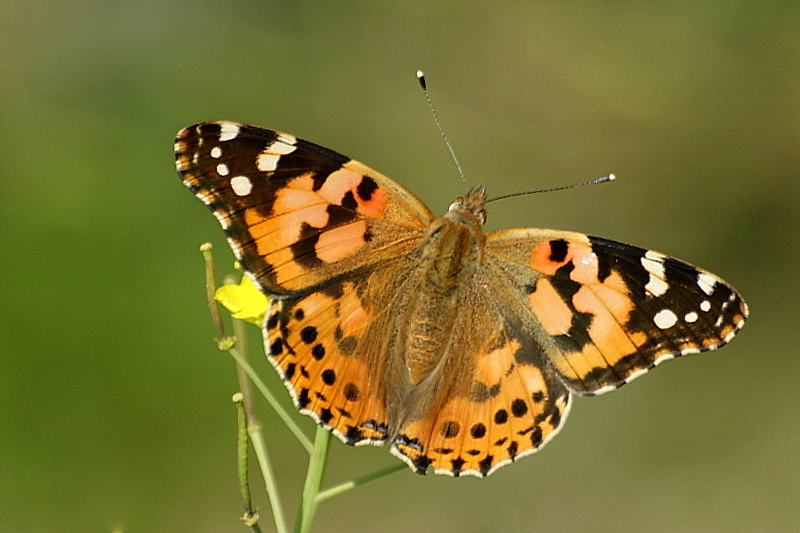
311,343,326,360
269,338,284,355
357,176,379,201
300,326,318,344
470,423,487,439
321,369,336,386
511,398,528,417
549,239,569,262
440,421,461,438
340,190,358,210
343,383,361,402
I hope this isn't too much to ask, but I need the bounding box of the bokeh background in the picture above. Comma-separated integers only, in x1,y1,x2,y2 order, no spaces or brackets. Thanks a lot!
2,2,798,532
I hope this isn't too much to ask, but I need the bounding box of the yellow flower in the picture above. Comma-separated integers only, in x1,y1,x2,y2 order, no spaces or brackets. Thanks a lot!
215,274,269,326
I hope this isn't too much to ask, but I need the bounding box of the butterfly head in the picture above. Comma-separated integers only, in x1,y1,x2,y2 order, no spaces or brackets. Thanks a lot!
447,185,487,225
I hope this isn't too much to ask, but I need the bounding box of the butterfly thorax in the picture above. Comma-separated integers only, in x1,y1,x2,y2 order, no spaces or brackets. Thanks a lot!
401,187,487,387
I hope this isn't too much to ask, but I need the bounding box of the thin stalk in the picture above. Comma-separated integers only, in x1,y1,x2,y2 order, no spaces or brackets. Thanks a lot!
232,316,288,533
230,287,257,421
294,428,332,533
200,243,226,338
226,347,314,454
248,420,288,533
316,463,406,503
234,394,265,533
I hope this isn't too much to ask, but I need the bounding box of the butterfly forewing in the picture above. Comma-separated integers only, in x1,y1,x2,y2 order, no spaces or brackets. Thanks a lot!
175,121,434,294
485,230,748,394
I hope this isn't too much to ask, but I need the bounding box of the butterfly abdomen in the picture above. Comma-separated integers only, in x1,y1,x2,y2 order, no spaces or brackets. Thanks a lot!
400,213,484,383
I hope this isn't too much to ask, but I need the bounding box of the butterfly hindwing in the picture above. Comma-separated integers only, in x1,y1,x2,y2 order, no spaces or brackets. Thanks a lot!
486,229,749,394
265,274,390,445
390,288,573,476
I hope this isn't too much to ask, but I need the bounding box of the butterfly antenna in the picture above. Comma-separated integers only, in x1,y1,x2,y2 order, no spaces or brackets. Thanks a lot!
417,70,470,192
485,174,616,204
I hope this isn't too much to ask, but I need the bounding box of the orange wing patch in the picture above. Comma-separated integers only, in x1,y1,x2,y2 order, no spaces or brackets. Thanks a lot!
264,280,390,444
391,330,571,477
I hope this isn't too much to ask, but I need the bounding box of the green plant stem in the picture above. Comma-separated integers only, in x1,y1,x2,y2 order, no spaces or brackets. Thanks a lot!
230,288,257,420
234,394,254,513
248,421,288,533
226,347,314,454
230,319,280,533
199,243,226,338
294,427,332,533
234,397,265,533
316,462,406,503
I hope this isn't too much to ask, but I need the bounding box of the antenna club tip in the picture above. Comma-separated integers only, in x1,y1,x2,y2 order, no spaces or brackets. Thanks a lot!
416,70,427,89
606,173,616,181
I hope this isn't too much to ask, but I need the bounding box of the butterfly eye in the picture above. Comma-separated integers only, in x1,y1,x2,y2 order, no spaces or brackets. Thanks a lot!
477,209,487,224
448,200,462,212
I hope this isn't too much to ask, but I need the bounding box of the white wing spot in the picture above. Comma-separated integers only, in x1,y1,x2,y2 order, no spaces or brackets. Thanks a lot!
642,251,669,297
258,137,297,172
654,309,678,329
219,123,240,142
700,300,711,312
697,272,717,295
276,133,297,150
216,163,229,176
257,153,281,172
645,276,669,297
230,175,253,196
684,311,699,323
210,146,222,159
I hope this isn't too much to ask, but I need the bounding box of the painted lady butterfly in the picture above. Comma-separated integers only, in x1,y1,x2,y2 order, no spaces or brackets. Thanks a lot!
175,121,748,477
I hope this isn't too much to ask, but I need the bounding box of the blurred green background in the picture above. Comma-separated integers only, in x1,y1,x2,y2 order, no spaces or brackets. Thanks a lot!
2,1,798,532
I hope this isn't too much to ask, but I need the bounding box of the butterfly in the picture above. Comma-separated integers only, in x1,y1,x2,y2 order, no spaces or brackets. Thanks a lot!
175,121,748,477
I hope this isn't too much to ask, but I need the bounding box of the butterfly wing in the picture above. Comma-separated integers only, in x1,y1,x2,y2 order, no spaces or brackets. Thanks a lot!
485,229,749,394
175,121,434,294
264,263,416,446
389,267,572,477
176,121,437,446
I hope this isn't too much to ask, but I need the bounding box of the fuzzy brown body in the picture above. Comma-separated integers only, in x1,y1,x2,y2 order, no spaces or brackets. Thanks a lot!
387,194,488,435
403,206,485,384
